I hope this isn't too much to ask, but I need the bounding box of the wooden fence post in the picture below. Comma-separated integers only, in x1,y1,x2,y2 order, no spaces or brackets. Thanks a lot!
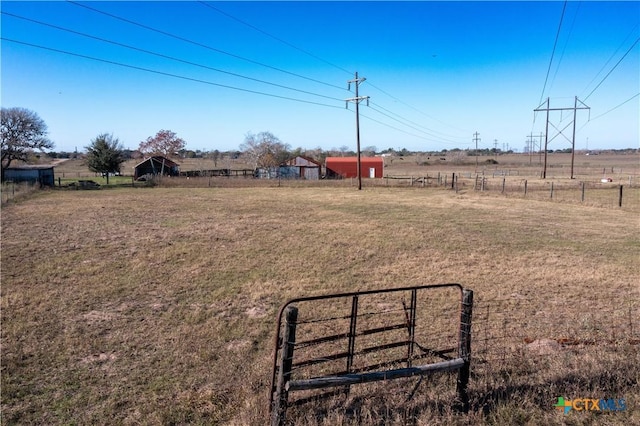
550,182,554,199
272,306,298,426
451,173,455,190
456,289,473,413
619,185,623,208
581,182,585,202
501,177,505,193
524,180,528,196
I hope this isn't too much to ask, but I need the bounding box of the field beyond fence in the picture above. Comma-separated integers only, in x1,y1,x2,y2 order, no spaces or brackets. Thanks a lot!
2,155,639,425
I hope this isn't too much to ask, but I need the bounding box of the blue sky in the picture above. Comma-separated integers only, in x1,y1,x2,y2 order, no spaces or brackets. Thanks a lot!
2,1,639,154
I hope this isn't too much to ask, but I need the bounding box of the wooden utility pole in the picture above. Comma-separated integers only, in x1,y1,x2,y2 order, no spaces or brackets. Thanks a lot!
346,72,369,190
473,132,480,172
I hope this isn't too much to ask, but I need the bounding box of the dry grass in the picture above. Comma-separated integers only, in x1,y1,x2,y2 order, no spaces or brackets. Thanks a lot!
1,175,639,424
1,181,41,204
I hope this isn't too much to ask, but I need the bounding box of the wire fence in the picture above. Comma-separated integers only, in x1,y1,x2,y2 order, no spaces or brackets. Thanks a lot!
469,289,640,411
272,285,640,421
381,173,640,210
1,181,40,204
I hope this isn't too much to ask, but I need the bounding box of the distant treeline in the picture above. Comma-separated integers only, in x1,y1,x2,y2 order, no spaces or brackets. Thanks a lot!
45,147,638,161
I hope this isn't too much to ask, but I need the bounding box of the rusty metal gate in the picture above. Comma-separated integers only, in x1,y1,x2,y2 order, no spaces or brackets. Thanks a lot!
269,283,473,425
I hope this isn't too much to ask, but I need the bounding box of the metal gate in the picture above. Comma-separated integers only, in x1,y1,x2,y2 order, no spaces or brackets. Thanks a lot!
269,283,473,425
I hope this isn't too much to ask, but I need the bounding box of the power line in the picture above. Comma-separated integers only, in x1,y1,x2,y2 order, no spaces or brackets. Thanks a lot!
367,104,464,145
195,1,467,143
66,0,348,92
1,37,345,110
580,23,639,99
199,0,468,140
577,92,640,134
591,92,639,121
364,80,470,135
548,1,580,94
357,108,470,146
583,36,640,101
368,101,467,141
3,11,344,103
2,11,346,104
197,1,353,76
539,0,568,105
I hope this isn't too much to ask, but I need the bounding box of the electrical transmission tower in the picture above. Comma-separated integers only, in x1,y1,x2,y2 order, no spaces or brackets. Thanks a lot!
534,96,590,179
346,72,370,190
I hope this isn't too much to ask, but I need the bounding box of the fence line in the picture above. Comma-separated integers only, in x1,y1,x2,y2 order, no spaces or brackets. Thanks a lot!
380,173,639,209
1,181,39,204
470,291,639,374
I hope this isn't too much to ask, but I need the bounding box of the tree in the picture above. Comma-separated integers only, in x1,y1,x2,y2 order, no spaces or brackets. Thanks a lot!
1,107,54,180
362,145,377,156
240,131,290,169
211,149,220,167
86,133,125,185
139,129,186,157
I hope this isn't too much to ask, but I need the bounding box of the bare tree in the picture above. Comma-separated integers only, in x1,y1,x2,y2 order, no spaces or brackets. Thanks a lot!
1,107,53,180
240,131,290,169
211,149,220,167
362,145,377,156
139,130,186,157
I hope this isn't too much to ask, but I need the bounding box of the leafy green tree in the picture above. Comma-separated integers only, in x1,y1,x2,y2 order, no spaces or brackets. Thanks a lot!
1,107,53,181
85,133,125,184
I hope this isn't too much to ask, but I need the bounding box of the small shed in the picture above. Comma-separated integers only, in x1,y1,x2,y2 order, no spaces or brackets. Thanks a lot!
283,156,322,180
3,165,55,186
134,156,180,180
325,157,384,179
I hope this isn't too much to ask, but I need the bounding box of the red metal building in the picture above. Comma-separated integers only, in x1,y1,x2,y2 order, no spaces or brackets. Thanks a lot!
325,157,384,179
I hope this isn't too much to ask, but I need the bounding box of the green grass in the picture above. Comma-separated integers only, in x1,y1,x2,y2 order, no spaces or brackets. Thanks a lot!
1,185,638,425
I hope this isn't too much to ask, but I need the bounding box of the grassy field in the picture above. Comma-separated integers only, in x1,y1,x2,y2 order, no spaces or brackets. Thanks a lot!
2,175,638,424
49,152,640,210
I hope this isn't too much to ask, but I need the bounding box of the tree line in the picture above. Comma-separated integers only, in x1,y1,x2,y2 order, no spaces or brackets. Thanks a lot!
3,107,638,183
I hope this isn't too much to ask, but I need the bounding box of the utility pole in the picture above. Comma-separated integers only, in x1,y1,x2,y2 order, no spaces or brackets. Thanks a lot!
493,139,498,160
539,132,544,165
534,97,590,179
473,132,481,172
346,72,369,190
526,133,543,165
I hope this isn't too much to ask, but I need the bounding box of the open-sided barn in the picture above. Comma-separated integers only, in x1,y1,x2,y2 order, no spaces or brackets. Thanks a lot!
283,156,322,180
325,157,384,179
3,165,55,186
134,156,180,180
